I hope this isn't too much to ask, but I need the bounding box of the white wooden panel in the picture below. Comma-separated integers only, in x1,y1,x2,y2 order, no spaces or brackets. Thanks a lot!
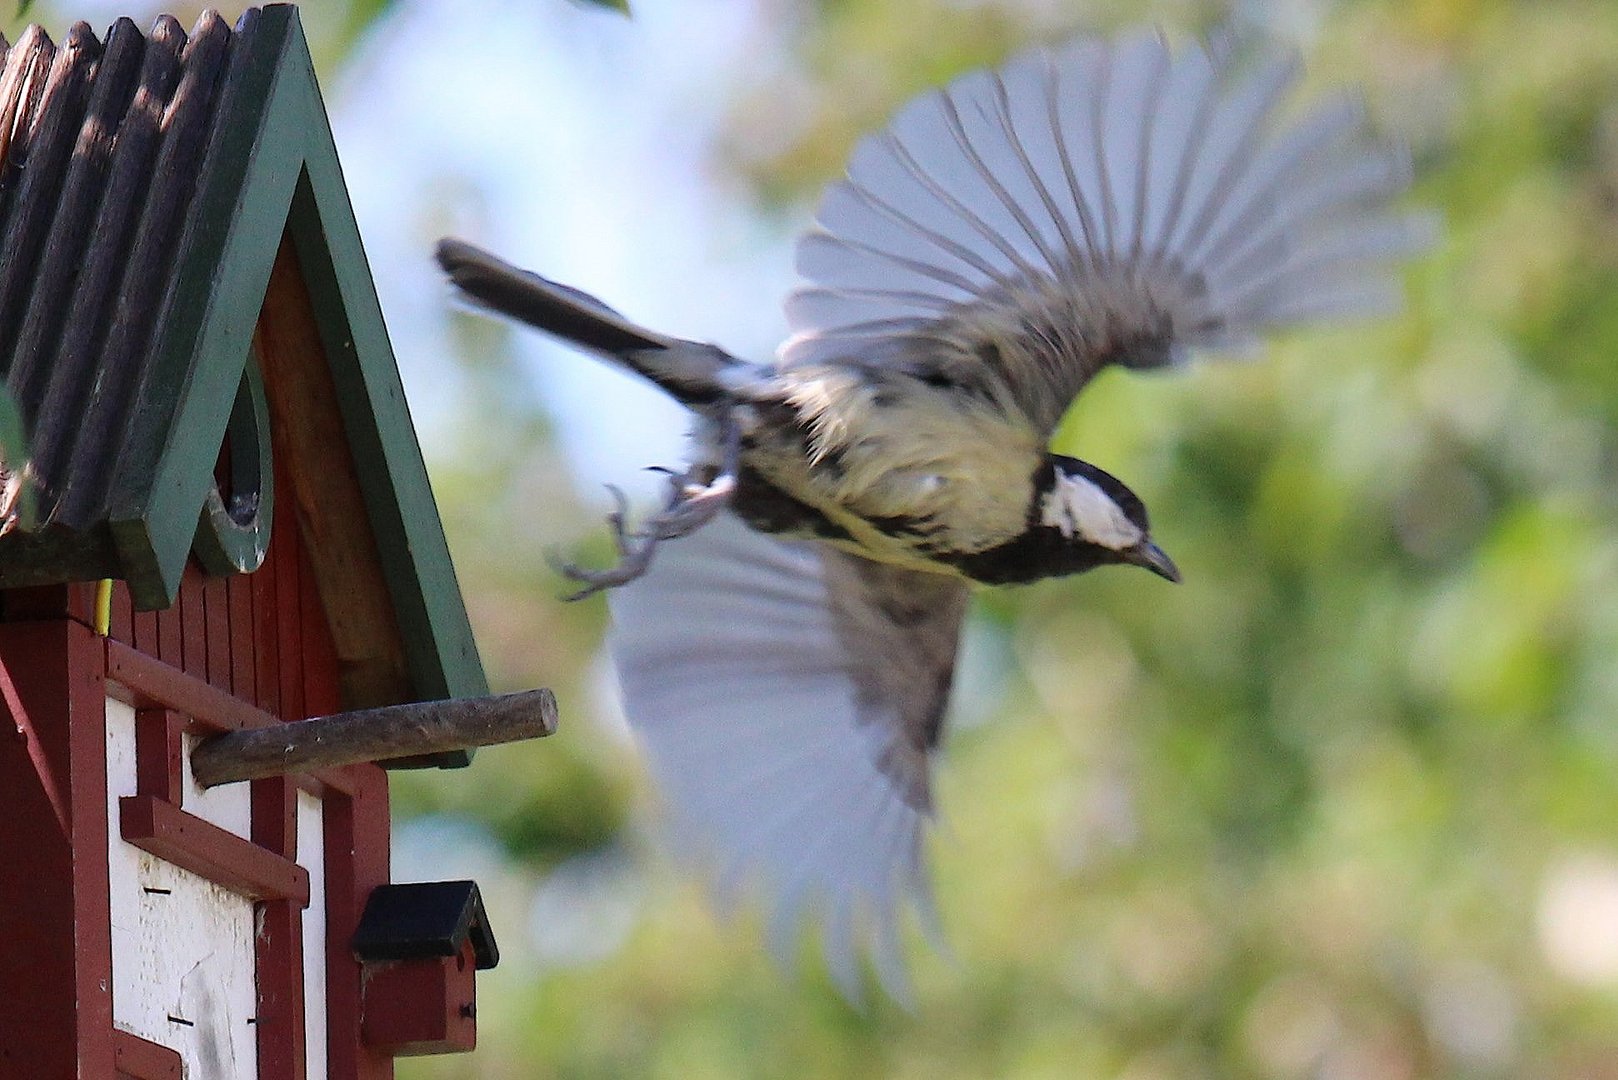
180,730,253,837
298,790,329,1080
106,698,260,1080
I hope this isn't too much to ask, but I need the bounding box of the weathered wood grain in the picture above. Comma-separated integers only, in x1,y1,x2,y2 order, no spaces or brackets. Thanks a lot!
191,689,560,787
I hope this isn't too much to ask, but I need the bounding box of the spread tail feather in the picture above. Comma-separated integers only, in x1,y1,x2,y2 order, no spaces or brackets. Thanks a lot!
436,238,748,404
436,238,670,353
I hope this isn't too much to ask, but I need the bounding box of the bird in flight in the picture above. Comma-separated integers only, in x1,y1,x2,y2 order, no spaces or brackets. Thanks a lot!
437,29,1425,1000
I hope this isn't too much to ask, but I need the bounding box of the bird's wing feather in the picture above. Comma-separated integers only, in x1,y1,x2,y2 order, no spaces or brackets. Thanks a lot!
609,512,969,1000
782,32,1430,434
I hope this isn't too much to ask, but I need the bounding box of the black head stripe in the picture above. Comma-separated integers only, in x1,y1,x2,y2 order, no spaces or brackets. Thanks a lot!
1048,454,1149,532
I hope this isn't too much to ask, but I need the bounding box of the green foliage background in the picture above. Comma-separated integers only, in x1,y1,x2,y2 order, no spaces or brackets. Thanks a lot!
10,0,1617,1075
417,3,1618,1078
395,1,1618,1075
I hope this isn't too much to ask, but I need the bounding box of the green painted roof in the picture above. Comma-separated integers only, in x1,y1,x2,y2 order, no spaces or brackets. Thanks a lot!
0,7,488,730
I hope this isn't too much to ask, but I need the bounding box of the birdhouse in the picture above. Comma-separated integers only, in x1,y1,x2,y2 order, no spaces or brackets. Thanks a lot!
0,7,555,1078
353,881,500,1057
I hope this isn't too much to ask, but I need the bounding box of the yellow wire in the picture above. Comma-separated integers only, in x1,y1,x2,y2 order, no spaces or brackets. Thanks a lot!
94,579,112,636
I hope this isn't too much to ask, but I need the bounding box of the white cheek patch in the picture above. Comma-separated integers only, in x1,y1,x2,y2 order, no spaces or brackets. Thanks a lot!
1040,473,1143,550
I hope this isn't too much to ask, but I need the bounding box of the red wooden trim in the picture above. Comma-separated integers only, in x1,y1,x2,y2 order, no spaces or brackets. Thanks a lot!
131,598,159,656
113,1029,183,1080
253,541,281,717
276,512,305,722
180,563,207,678
257,899,309,1079
108,638,277,733
134,708,185,804
229,573,255,704
105,640,356,795
326,766,394,1080
0,620,115,1077
254,775,306,1079
0,649,71,836
119,794,311,904
110,580,135,643
156,598,182,667
252,776,297,858
300,541,343,717
204,573,232,691
1,582,98,625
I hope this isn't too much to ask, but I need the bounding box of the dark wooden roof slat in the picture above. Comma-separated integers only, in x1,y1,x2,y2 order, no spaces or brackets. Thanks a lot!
61,11,234,527
0,24,101,390
0,27,58,243
14,22,149,504
49,16,189,527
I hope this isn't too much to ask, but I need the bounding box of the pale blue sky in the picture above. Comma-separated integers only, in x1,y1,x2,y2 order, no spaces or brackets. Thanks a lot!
51,0,806,504
331,0,803,505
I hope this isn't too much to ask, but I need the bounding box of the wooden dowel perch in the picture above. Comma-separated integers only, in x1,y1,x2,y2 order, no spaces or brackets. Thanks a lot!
190,689,559,788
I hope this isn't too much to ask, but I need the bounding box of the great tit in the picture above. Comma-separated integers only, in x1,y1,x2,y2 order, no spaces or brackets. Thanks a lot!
437,30,1425,1000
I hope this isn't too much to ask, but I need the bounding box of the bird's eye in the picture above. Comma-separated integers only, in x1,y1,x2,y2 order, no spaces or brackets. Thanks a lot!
919,370,958,390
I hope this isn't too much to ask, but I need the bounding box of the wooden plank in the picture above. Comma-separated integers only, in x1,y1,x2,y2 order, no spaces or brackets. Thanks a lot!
324,767,393,1080
119,793,309,904
109,637,269,732
256,898,309,1079
179,562,206,680
155,597,182,667
228,571,254,702
41,16,184,532
252,532,280,717
2,581,97,624
0,28,55,212
276,493,305,722
105,640,355,795
300,531,342,718
0,620,116,1077
132,601,159,656
135,707,184,804
256,232,410,710
0,23,98,374
112,1029,183,1080
9,18,145,493
110,579,135,643
203,571,231,690
286,52,487,705
253,777,306,1080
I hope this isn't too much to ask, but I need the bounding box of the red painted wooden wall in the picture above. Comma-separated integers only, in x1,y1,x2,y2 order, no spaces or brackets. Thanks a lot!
0,465,395,1080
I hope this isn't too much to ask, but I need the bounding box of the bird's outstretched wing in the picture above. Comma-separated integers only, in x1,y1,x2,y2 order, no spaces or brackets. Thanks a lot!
783,31,1429,435
609,512,969,1000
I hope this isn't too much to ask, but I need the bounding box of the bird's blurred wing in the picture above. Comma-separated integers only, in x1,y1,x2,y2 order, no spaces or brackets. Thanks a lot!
782,31,1430,434
609,513,969,1001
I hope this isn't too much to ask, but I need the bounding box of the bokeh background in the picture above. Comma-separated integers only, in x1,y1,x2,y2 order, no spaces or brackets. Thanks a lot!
10,0,1618,1076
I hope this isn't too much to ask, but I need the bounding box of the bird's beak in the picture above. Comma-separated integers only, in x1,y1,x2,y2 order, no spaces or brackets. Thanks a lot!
1128,540,1181,583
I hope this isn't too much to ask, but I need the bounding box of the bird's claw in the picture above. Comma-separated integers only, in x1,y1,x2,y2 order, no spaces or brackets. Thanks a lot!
557,420,742,599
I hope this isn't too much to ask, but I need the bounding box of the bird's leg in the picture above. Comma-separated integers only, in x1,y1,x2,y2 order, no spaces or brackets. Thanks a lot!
558,412,742,600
